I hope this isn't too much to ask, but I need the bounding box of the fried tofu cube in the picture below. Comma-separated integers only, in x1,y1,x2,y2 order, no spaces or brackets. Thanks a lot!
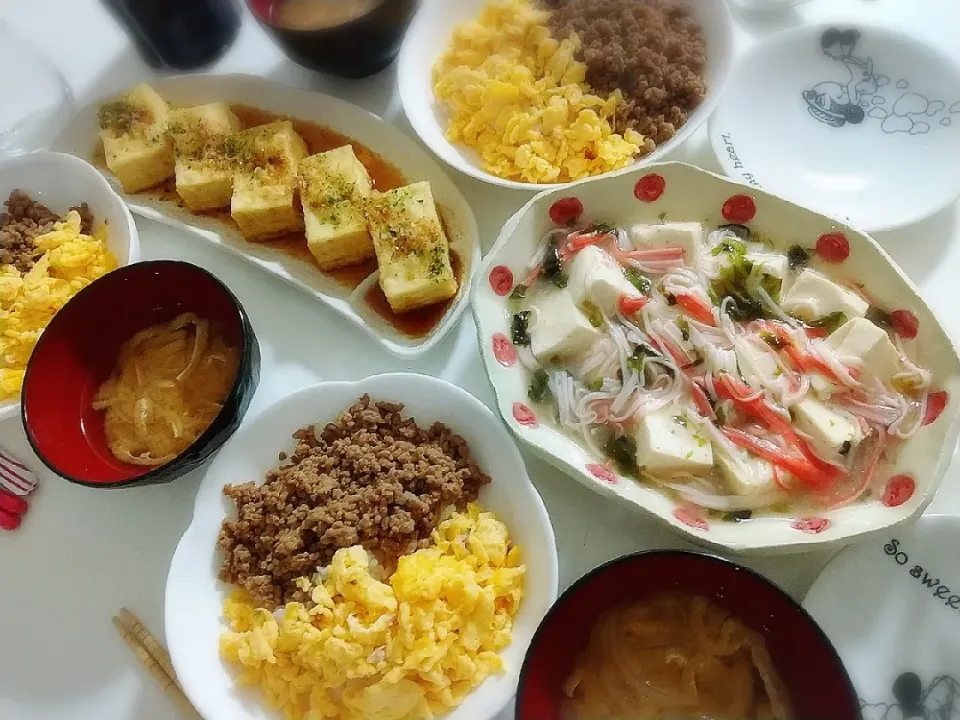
298,146,374,270
168,103,241,211
230,120,307,241
365,182,458,313
98,83,174,193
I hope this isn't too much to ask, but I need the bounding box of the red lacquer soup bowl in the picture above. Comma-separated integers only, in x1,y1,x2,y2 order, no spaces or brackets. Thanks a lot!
517,551,859,720
22,261,260,489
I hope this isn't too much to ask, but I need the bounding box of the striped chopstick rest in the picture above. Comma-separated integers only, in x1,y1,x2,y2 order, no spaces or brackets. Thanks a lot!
0,448,37,496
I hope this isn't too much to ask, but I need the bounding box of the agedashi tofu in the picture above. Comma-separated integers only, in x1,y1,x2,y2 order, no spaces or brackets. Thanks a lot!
365,182,458,313
98,83,174,193
229,120,307,241
298,146,374,270
168,103,241,211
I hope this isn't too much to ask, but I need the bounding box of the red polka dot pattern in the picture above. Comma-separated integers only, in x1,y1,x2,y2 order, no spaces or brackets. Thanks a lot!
634,173,666,202
890,310,919,340
548,197,583,226
513,403,538,428
881,475,916,508
586,463,617,483
673,505,709,531
492,333,517,367
792,517,830,534
721,194,756,223
816,232,851,263
489,265,514,296
924,391,948,426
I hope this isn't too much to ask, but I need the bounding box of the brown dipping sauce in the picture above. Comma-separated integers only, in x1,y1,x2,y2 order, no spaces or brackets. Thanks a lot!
271,0,382,30
102,103,459,338
365,251,462,338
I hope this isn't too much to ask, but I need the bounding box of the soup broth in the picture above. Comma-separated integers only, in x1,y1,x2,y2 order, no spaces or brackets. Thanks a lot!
564,592,792,720
272,0,381,30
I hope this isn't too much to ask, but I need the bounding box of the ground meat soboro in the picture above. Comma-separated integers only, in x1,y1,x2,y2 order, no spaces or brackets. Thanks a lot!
217,395,491,609
545,0,707,151
0,190,59,273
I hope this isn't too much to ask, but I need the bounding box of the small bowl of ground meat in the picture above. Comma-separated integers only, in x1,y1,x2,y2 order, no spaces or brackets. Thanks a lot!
165,372,559,720
400,0,734,189
0,151,139,420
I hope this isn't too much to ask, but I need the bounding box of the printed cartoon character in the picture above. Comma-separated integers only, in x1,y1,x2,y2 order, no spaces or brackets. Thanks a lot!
861,672,960,720
803,28,883,127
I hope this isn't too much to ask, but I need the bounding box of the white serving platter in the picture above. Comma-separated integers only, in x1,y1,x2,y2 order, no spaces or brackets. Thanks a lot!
52,73,481,358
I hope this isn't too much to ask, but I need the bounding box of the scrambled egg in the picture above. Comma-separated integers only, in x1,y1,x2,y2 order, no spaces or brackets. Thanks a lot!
432,0,644,184
220,504,526,720
0,211,117,399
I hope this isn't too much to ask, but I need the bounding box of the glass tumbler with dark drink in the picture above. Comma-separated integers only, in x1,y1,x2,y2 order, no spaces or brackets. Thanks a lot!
101,0,241,71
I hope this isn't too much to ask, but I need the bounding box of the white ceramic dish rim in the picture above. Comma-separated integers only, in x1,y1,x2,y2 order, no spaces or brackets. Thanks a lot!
0,150,140,421
470,160,960,553
51,73,481,358
165,373,559,720
397,0,735,192
802,512,958,606
708,22,960,232
800,513,960,702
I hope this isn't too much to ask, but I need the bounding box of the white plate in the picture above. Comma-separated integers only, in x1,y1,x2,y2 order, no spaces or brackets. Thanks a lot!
471,161,960,553
398,0,734,191
165,373,559,720
726,0,812,10
51,74,480,358
710,23,960,231
0,151,139,421
804,514,960,715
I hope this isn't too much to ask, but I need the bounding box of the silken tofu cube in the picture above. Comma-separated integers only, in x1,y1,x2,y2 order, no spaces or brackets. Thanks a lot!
629,222,704,265
298,146,374,270
568,246,643,316
792,398,862,457
780,269,868,322
634,405,714,475
98,83,174,193
168,103,241,211
715,451,775,496
529,287,604,363
230,121,307,241
828,317,902,384
365,182,458,313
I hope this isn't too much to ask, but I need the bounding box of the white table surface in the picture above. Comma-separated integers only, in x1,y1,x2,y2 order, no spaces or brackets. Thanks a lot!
2,1,960,719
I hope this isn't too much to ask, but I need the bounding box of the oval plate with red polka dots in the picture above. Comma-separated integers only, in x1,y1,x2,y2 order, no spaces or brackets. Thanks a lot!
470,161,960,553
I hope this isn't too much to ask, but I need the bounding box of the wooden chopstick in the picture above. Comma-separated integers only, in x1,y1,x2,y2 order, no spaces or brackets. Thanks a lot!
112,608,204,720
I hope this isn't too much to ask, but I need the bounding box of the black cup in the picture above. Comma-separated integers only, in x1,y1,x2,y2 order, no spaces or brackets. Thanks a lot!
246,0,420,79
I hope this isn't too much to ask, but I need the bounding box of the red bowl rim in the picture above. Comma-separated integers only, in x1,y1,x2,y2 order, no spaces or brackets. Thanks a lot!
515,549,859,717
21,260,255,489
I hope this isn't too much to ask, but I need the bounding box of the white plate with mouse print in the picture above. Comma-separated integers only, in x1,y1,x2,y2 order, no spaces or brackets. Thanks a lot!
804,514,960,718
709,23,960,231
